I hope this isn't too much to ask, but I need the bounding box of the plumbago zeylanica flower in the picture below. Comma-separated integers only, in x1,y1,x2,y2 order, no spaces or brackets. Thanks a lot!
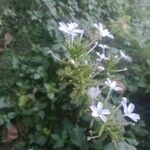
58,22,84,44
52,21,140,145
121,97,140,122
90,102,110,122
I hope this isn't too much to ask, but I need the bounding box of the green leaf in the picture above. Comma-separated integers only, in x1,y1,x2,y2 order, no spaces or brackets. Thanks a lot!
126,138,139,146
70,125,88,150
7,112,16,119
0,97,13,109
33,73,41,79
47,93,54,100
36,135,47,146
12,56,19,69
51,134,64,149
0,115,4,125
116,142,137,150
18,95,29,107
38,111,45,119
104,142,137,150
53,140,64,149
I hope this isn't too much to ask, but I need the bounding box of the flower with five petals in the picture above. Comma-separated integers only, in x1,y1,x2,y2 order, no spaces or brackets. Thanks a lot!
58,22,84,42
90,102,110,122
94,22,114,39
119,50,132,62
105,78,123,91
121,97,140,122
88,86,101,99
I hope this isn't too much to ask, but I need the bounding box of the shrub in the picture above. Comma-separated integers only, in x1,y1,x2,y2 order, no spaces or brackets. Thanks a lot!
0,0,150,149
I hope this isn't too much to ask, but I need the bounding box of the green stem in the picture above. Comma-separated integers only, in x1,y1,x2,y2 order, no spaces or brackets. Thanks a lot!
49,51,63,63
105,88,112,104
99,123,106,136
113,104,121,113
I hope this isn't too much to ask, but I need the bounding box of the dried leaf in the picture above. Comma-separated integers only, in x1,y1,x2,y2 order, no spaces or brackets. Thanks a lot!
0,47,4,52
4,32,13,46
15,122,27,137
2,125,18,143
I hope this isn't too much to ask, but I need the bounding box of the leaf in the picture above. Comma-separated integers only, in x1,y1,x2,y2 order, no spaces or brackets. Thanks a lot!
104,142,137,150
0,115,4,125
43,127,50,135
33,73,41,79
104,143,115,150
126,138,139,146
116,142,137,150
18,95,29,107
12,56,19,69
4,32,13,46
38,111,45,119
53,140,64,149
51,134,64,149
36,135,47,146
61,130,68,141
51,134,60,141
0,97,13,109
7,112,16,119
70,125,88,150
47,93,54,100
0,47,4,52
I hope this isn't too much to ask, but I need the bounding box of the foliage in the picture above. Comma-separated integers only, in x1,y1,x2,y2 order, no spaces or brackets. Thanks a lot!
0,0,149,149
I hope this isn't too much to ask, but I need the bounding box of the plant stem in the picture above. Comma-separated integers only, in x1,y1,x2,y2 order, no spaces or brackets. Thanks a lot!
105,89,112,103
49,51,63,62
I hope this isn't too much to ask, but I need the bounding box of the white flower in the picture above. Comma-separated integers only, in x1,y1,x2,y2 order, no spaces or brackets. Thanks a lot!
69,59,76,65
90,102,110,122
96,52,109,61
88,86,101,99
58,22,84,42
105,78,123,91
119,50,132,62
97,66,105,71
84,60,88,65
98,44,109,50
94,22,114,39
121,97,140,122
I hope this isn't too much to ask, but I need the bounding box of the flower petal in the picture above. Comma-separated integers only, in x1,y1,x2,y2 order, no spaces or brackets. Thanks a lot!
98,44,109,49
97,102,103,112
114,86,123,91
73,29,83,34
91,112,98,117
107,33,114,39
102,109,110,115
58,22,68,33
127,103,135,113
111,81,117,88
107,78,111,85
122,97,128,103
127,113,140,122
98,22,103,31
90,105,98,114
99,114,107,122
67,22,78,30
93,23,100,30
120,50,132,62
88,87,101,99
121,98,128,113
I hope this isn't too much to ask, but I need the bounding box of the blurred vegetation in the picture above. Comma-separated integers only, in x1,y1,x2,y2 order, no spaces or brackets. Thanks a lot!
0,0,149,149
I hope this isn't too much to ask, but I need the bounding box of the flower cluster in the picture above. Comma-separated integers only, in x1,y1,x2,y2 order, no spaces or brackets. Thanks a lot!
58,22,84,43
88,86,140,123
57,21,140,142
